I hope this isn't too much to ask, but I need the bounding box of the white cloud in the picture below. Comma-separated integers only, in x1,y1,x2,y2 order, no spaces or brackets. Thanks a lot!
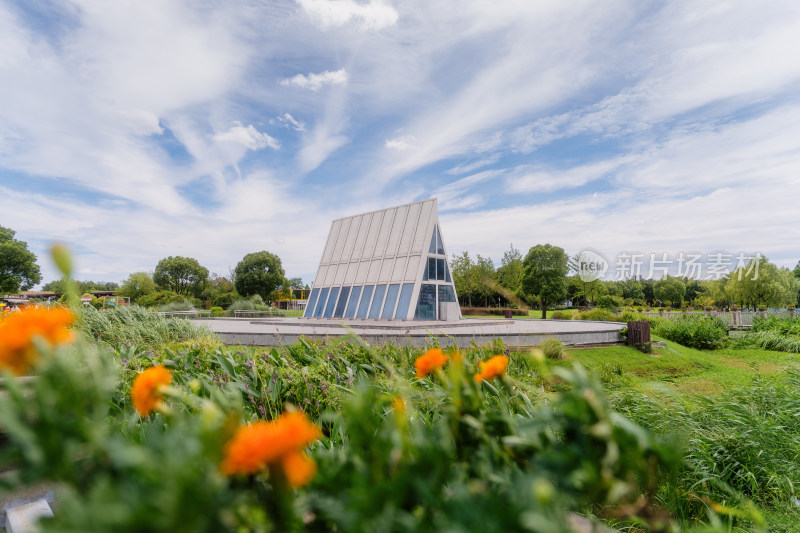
280,68,348,91
277,113,306,132
385,134,417,151
117,110,163,136
213,122,280,151
296,0,399,30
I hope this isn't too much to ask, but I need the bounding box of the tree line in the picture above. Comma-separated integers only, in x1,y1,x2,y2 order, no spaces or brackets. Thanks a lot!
451,244,800,318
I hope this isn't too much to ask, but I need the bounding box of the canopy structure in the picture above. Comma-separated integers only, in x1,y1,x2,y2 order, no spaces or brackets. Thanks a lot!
303,198,461,321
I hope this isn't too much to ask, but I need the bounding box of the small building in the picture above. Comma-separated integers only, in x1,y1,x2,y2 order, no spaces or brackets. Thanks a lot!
304,198,461,321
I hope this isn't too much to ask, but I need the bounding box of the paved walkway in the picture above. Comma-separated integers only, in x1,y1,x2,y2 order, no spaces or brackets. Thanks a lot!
192,317,625,349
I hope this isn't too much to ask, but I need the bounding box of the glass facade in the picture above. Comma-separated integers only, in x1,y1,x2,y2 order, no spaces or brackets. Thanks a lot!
395,283,414,319
415,284,437,320
356,285,374,319
314,287,329,318
323,287,340,318
436,226,445,254
344,286,361,318
304,288,319,318
438,284,456,303
369,284,386,319
334,286,350,318
381,283,400,319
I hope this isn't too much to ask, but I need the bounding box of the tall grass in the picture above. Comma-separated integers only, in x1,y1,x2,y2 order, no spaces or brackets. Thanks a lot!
653,315,728,350
78,305,217,351
612,372,800,519
735,330,800,353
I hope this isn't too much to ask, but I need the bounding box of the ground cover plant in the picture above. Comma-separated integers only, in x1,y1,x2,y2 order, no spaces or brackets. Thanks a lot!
1,255,794,532
734,315,800,353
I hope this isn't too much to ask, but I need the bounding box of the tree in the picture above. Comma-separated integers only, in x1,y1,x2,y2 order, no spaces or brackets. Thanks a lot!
153,256,209,297
233,251,286,303
474,254,497,307
520,244,568,319
118,272,157,303
450,252,478,307
726,257,796,309
288,277,305,290
653,275,686,307
497,244,523,294
620,279,645,305
0,225,42,293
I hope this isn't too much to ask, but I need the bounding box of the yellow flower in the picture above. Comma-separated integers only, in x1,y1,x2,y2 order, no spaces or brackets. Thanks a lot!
474,355,509,383
0,306,75,375
131,366,172,416
220,411,322,487
414,348,448,378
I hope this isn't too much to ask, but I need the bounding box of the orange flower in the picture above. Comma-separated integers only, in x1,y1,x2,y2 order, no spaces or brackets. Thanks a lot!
220,410,322,487
414,348,448,378
131,366,172,416
0,306,75,375
281,450,317,488
474,355,509,383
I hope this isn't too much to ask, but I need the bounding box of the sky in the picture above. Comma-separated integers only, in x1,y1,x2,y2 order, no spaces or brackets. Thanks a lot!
1,0,799,287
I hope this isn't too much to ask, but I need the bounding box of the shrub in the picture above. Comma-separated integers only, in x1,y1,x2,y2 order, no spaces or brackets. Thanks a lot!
574,309,619,322
226,298,255,316
539,338,565,359
211,292,238,309
210,306,225,317
652,315,727,350
157,300,196,312
596,294,623,312
550,310,572,320
136,290,186,308
459,307,528,316
752,315,800,335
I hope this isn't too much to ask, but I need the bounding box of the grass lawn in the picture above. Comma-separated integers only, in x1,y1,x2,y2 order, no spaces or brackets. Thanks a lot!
555,336,800,396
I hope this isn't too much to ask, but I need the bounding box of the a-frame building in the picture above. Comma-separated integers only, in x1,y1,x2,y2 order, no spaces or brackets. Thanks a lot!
303,198,462,321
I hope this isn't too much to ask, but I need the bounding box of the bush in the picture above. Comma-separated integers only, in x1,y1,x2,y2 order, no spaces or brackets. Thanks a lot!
136,290,186,308
550,310,572,320
596,294,623,312
157,300,196,312
210,306,225,317
752,315,800,335
574,309,619,322
226,298,255,316
459,307,528,316
211,292,239,309
652,315,727,350
539,338,565,359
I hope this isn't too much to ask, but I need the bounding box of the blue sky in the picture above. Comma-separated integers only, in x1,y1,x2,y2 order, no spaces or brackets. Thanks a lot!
1,0,799,287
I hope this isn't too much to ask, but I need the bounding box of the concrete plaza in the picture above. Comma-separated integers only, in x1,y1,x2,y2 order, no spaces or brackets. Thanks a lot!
192,317,625,349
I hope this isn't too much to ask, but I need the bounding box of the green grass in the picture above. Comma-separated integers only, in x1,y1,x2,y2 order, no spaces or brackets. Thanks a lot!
558,338,800,396
463,309,576,319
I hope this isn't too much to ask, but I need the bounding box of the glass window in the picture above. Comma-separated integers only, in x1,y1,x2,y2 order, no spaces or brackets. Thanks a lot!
395,283,414,320
445,261,451,282
369,284,386,319
414,283,437,320
381,284,400,319
323,287,340,318
436,258,445,281
356,285,374,319
429,228,436,254
438,284,456,303
334,286,350,318
345,286,361,319
427,257,436,279
313,287,329,318
436,226,445,254
304,288,319,318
